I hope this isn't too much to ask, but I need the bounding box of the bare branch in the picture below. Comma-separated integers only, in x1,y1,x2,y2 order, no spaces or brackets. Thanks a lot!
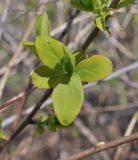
64,133,138,160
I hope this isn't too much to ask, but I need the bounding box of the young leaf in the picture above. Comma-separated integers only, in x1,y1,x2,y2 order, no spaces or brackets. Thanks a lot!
95,16,104,31
21,41,36,53
116,0,135,9
70,0,102,12
35,36,65,69
31,65,70,88
52,73,84,126
63,47,76,70
37,113,49,125
36,13,51,36
75,55,112,82
48,115,59,132
71,0,93,11
36,124,45,135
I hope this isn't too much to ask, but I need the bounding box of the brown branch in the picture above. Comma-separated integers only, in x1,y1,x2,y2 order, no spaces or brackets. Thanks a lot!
12,79,33,129
65,133,138,160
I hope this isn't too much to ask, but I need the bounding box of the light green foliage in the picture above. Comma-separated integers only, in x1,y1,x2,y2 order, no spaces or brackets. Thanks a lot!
35,36,65,69
75,55,112,82
22,13,51,53
95,16,104,31
36,12,51,36
31,64,71,88
21,41,36,53
32,38,75,89
52,74,84,126
23,12,113,127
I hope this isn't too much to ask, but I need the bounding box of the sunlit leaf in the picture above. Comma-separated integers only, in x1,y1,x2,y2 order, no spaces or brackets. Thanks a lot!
52,73,84,126
21,41,36,53
75,55,112,82
36,13,51,36
31,65,71,88
95,16,104,31
35,36,65,69
70,0,102,12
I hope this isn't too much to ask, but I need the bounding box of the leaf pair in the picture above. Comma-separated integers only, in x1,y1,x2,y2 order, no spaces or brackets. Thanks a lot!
23,13,113,126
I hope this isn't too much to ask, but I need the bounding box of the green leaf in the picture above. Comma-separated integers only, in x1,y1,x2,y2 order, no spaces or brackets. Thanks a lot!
75,55,112,82
36,13,51,36
36,124,45,135
35,36,65,69
21,41,36,53
94,7,113,31
71,0,93,11
31,65,71,88
62,55,74,76
70,0,102,12
48,115,59,132
95,16,104,31
116,0,135,9
74,50,86,64
52,73,84,126
63,47,76,70
37,113,48,125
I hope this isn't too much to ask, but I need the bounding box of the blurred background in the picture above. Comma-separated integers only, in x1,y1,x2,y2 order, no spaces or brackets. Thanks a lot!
0,0,138,160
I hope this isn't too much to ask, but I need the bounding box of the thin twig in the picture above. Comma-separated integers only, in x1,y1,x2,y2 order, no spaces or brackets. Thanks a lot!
98,102,138,112
0,87,36,112
113,112,138,160
64,133,138,160
75,119,111,160
12,79,33,129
